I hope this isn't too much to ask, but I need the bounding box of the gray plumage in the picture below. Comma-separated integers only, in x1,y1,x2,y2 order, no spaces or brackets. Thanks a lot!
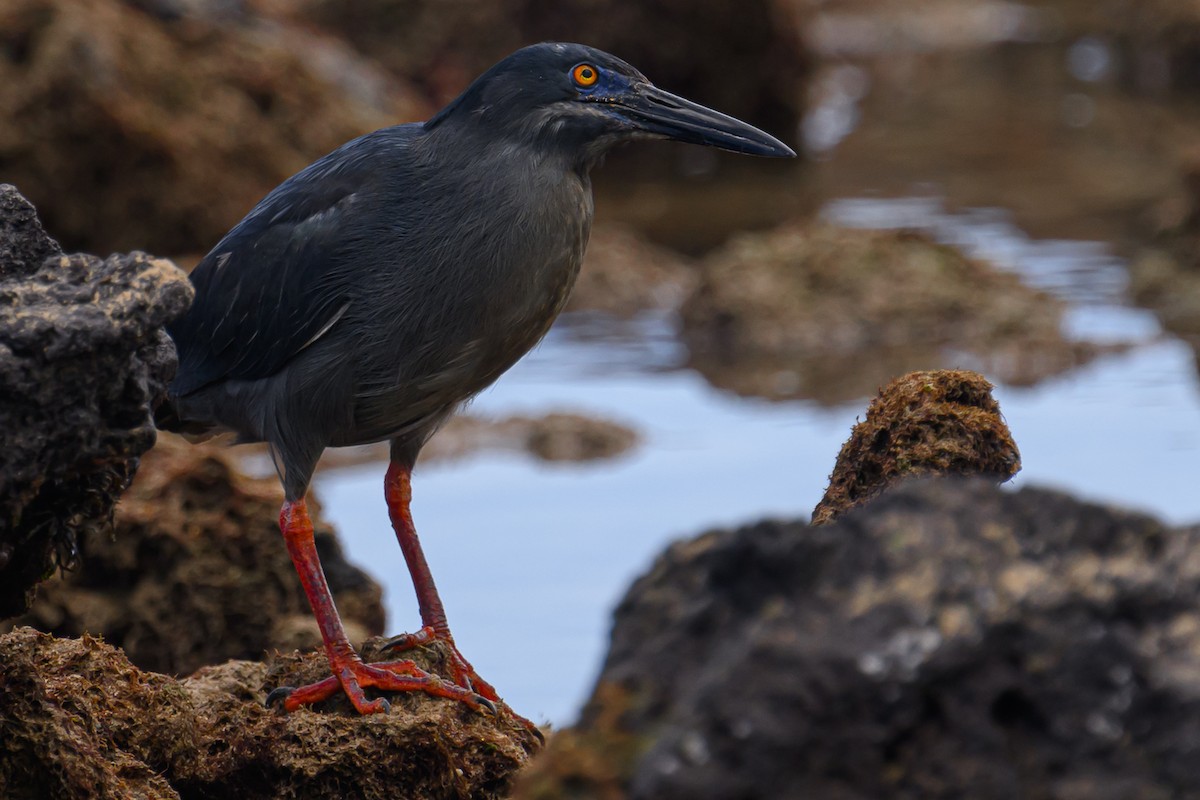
163,42,793,500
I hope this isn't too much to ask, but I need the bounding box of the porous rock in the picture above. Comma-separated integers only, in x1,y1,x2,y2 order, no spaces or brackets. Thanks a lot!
515,479,1200,799
0,184,193,619
0,626,538,800
812,369,1020,526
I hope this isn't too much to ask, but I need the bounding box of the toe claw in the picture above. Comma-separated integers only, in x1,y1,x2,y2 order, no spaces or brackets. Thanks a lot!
377,698,392,714
530,726,546,745
475,694,498,716
265,686,295,709
382,627,431,653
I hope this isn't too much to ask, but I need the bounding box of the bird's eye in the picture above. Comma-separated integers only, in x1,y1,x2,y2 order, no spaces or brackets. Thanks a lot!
572,63,599,88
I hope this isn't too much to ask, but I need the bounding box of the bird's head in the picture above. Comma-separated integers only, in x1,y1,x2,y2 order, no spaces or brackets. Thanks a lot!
426,42,795,167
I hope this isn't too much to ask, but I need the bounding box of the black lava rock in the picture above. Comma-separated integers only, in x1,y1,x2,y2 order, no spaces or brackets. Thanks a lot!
548,479,1200,800
0,184,192,618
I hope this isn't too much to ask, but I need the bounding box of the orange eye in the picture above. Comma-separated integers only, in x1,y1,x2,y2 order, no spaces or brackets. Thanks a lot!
572,63,599,88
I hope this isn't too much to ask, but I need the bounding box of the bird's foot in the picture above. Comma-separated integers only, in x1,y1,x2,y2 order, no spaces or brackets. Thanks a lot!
384,626,543,741
267,652,496,716
384,626,499,698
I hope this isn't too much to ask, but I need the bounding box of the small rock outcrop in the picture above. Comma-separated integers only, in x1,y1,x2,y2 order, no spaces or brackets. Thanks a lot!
567,223,697,317
812,369,1020,526
311,410,641,471
428,412,640,464
0,184,193,619
516,479,1200,799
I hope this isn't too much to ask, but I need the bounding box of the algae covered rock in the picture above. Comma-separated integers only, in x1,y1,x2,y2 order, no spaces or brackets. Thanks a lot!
812,369,1020,526
680,222,1102,404
0,627,537,800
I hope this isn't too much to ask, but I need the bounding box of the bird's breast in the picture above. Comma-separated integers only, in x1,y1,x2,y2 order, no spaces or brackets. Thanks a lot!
357,160,592,412
470,169,592,381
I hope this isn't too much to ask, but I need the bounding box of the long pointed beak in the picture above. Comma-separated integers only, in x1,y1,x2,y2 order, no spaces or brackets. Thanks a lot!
614,84,796,158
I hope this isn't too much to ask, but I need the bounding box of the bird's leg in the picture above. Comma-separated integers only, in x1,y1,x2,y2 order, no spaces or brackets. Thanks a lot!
270,497,494,716
381,465,542,738
381,462,499,702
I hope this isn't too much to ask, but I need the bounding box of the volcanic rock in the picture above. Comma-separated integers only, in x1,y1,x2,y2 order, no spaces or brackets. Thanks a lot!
0,184,192,619
0,627,537,799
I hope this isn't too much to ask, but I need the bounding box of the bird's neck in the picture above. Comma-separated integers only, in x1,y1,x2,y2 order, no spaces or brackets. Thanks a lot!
410,123,595,261
423,112,607,178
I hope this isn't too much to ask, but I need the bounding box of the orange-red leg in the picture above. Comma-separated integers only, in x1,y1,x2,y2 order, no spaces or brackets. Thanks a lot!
383,463,534,732
270,497,494,716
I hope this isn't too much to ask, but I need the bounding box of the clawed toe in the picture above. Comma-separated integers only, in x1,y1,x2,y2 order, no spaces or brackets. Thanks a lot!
377,629,542,735
382,626,434,654
265,685,295,709
267,654,502,718
474,694,498,716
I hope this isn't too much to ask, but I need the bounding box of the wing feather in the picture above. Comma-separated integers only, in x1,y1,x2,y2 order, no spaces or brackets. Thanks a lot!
168,126,416,396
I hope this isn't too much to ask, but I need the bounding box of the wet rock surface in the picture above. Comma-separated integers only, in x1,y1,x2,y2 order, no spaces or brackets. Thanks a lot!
681,222,1107,404
5,434,385,675
515,478,1200,800
0,184,192,619
0,626,537,800
812,369,1020,526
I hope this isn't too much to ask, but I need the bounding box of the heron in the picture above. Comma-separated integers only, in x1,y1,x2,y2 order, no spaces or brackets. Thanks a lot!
161,41,795,725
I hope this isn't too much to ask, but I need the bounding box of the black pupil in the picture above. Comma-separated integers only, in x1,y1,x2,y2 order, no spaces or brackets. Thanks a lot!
581,68,593,80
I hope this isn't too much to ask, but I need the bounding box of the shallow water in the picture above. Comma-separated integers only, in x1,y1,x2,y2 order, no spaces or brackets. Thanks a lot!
313,37,1200,725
